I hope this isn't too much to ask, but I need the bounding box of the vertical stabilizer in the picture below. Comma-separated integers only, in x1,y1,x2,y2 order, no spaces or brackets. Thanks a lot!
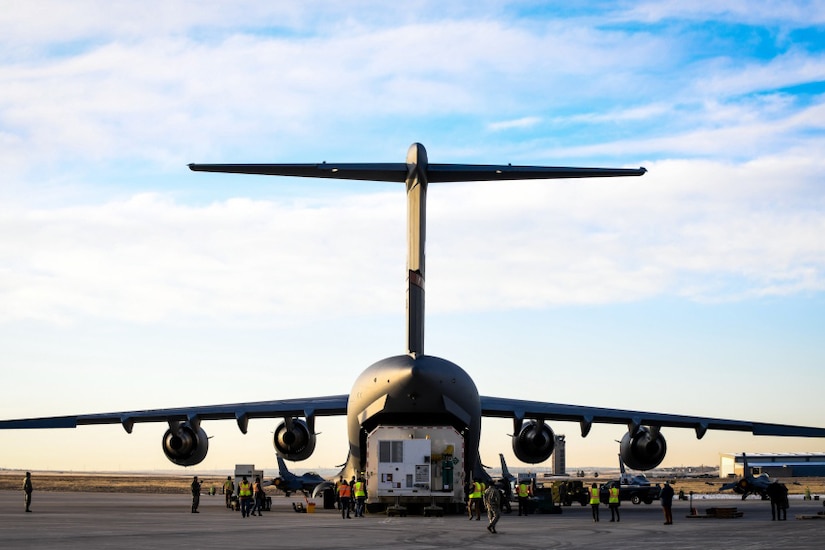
405,143,428,356
276,455,289,477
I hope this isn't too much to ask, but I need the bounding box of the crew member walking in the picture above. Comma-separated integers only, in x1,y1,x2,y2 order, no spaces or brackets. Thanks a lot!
338,480,352,518
23,472,33,513
250,476,263,516
589,483,600,522
468,478,483,520
483,484,502,534
608,483,620,522
191,476,201,513
661,481,674,525
353,476,367,517
223,476,234,509
238,476,253,518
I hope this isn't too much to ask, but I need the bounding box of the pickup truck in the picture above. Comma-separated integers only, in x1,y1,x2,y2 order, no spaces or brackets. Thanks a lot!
600,480,661,505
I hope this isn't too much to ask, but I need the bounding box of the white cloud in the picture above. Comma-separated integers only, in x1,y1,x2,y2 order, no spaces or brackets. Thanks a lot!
2,153,823,326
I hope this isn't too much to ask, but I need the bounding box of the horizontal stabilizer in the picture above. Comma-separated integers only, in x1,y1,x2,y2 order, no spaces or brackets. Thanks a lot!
189,162,646,183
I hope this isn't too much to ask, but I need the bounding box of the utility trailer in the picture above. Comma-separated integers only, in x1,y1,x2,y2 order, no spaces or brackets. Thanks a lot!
364,426,465,515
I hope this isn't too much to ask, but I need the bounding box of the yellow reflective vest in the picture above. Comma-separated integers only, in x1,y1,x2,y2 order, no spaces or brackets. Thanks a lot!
609,486,620,504
239,481,252,497
589,486,600,505
354,481,366,498
470,481,482,499
517,483,530,498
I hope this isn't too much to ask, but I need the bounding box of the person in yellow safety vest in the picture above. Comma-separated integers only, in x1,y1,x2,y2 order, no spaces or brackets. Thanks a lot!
517,480,531,516
608,483,621,522
238,476,253,518
338,480,352,519
589,483,601,522
353,477,367,517
223,476,234,509
468,478,484,520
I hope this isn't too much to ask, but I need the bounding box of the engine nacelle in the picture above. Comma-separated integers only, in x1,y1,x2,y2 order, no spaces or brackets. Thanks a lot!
162,423,209,467
273,418,316,461
620,426,667,470
512,420,555,464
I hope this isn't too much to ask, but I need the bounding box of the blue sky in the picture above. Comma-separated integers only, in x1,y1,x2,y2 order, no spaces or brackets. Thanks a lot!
1,2,824,473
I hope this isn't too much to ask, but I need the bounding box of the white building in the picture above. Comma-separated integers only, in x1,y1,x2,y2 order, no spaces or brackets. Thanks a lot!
720,452,825,478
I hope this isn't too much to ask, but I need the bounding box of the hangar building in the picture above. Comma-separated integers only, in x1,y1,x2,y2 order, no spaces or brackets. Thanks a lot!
720,453,825,478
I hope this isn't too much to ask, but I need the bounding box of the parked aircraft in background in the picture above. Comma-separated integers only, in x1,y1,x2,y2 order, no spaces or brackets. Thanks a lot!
272,454,328,497
619,452,652,486
498,453,517,488
496,453,517,510
719,453,771,500
3,143,825,509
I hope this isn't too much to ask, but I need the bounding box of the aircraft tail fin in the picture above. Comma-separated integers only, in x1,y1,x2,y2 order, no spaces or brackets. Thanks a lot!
499,453,514,480
618,453,626,476
276,454,289,477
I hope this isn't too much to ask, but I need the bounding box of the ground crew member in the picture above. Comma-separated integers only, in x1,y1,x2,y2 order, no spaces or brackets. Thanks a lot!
353,477,367,517
608,483,620,522
223,476,234,509
238,476,253,518
191,476,201,513
249,476,263,516
517,480,531,516
661,481,674,525
23,472,33,513
335,476,343,510
483,483,502,534
349,476,357,515
338,479,352,519
468,478,483,520
590,483,600,522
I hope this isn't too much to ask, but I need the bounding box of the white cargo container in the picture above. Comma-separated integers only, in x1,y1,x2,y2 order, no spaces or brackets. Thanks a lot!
365,426,465,506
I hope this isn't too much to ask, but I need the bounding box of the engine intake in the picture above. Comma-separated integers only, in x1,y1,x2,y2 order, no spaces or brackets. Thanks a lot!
620,426,667,470
273,418,316,461
512,420,555,464
162,423,209,466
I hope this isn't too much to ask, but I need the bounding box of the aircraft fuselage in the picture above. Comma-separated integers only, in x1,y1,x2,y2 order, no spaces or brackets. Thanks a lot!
345,354,482,480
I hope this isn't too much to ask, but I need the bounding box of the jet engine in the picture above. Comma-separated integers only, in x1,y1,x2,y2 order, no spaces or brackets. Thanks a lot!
162,423,209,467
512,420,555,464
273,418,316,461
619,426,667,470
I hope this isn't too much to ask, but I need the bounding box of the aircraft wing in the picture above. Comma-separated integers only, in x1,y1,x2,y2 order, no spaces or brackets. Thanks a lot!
0,395,348,434
480,396,825,439
188,162,646,183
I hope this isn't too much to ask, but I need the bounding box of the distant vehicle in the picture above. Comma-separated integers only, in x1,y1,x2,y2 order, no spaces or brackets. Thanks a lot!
719,453,770,500
553,479,590,506
272,454,328,497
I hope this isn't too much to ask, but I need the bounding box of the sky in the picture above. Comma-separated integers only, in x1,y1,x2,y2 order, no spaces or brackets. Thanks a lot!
1,1,824,474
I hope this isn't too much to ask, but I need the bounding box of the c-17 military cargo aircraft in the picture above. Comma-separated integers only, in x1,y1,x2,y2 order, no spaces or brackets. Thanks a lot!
3,143,825,511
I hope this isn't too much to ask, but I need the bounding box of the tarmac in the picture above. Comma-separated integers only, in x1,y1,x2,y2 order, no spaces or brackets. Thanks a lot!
2,491,824,549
